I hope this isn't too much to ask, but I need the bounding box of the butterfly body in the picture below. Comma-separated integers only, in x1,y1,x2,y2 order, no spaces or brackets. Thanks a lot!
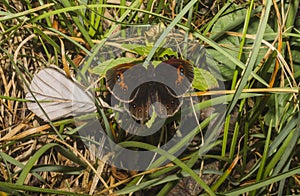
106,59,194,122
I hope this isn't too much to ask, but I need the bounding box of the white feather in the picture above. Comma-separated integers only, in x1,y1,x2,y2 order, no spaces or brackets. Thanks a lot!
26,68,96,121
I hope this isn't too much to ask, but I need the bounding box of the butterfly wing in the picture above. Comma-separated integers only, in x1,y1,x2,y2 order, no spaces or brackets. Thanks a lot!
151,84,181,118
126,83,151,122
127,82,182,122
105,63,147,102
155,59,194,97
26,68,96,121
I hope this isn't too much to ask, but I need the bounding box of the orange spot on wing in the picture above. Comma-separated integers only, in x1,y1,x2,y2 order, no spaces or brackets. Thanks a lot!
116,72,128,91
175,65,184,85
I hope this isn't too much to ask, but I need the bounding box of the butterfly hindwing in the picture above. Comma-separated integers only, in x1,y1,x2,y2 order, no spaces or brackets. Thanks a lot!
127,83,152,121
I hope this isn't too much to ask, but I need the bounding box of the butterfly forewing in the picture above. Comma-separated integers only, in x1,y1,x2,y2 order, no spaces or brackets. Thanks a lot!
154,59,194,97
105,63,147,102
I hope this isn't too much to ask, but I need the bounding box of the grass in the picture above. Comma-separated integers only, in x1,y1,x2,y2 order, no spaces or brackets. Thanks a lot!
0,0,300,195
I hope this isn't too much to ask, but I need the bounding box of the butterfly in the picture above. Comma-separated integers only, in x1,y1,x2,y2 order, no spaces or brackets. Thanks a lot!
105,59,194,123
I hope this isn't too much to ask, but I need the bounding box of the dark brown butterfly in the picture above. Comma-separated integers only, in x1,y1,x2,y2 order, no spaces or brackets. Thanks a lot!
105,59,194,122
